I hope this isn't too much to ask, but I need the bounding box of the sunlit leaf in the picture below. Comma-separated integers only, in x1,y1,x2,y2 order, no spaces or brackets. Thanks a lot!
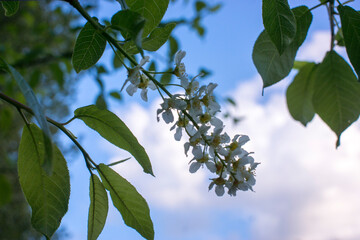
1,1,19,16
286,62,316,126
338,5,360,78
88,174,108,240
74,105,153,176
18,124,70,239
98,164,154,240
312,51,360,147
0,58,53,174
125,0,169,37
253,6,312,88
262,0,296,54
72,20,107,73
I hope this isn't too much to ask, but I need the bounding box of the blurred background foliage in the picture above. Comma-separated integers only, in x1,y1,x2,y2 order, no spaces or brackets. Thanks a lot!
0,0,230,238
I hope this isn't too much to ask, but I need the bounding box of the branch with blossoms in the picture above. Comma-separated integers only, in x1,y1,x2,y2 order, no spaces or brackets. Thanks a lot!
121,50,260,196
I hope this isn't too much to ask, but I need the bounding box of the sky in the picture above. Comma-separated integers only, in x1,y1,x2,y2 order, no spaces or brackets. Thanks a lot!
61,1,360,240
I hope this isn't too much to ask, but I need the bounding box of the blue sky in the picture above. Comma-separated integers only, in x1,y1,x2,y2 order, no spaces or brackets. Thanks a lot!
61,1,360,240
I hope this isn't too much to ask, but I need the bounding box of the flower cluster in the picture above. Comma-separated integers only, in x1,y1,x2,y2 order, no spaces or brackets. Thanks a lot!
121,56,156,102
157,51,259,196
121,50,258,196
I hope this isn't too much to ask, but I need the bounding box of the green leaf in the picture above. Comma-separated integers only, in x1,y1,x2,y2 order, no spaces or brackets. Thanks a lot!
18,124,70,239
0,58,53,174
1,1,19,16
262,0,296,54
142,23,176,51
74,105,153,176
95,93,107,110
111,10,146,55
253,6,312,88
72,20,107,73
122,23,176,54
312,51,360,147
88,174,108,240
338,5,360,78
97,164,154,240
0,174,12,206
109,91,122,100
286,62,316,126
125,0,169,37
195,1,207,12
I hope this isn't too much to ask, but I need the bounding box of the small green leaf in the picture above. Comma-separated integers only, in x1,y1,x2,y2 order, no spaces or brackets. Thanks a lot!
125,0,169,37
312,51,360,147
160,70,173,85
18,124,70,239
95,93,107,110
88,174,108,240
111,10,146,54
253,6,312,88
1,1,19,16
293,60,310,70
0,174,12,206
262,0,296,54
195,1,206,12
109,91,122,100
286,62,316,126
0,58,53,174
168,36,179,59
338,5,360,78
72,20,107,73
97,164,154,240
74,105,153,176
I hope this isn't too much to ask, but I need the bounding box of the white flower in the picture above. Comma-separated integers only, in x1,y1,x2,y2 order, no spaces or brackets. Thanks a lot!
174,50,186,77
121,56,149,91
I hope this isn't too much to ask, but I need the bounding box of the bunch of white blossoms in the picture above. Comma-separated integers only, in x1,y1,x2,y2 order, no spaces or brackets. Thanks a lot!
121,51,258,196
157,50,259,196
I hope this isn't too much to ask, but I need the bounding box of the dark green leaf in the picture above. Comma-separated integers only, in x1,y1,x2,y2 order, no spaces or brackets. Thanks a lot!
50,63,65,88
142,23,176,51
18,124,70,239
253,6,312,88
335,28,345,47
0,58,53,174
122,23,176,54
168,36,179,59
262,0,296,54
109,91,122,100
88,174,108,240
0,174,12,206
111,10,146,54
160,70,173,85
98,164,154,240
195,1,206,12
74,105,153,175
95,93,107,110
1,1,19,16
112,51,124,69
286,62,316,126
312,51,360,147
125,0,169,37
72,20,107,73
338,5,360,78
209,4,222,12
